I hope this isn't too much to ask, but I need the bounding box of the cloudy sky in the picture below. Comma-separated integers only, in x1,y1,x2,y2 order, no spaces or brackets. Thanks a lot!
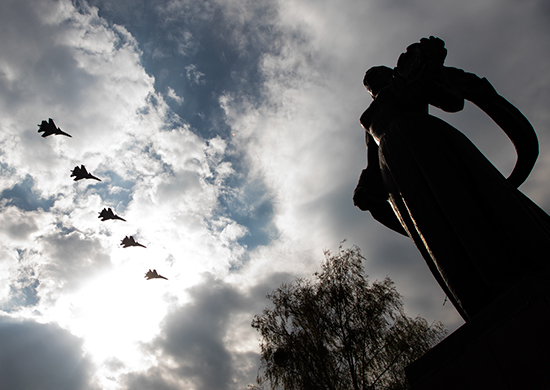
1,0,550,388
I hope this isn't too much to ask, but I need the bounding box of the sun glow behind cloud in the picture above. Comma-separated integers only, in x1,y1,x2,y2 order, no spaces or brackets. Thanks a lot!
53,265,170,363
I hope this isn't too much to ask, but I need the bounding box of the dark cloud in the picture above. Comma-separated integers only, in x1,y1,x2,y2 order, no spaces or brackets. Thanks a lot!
0,205,40,241
129,274,267,390
32,45,96,109
247,271,297,300
157,275,248,389
0,316,95,390
124,367,180,390
0,0,96,115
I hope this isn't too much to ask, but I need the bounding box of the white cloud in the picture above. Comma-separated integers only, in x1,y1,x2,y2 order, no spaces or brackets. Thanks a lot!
167,86,184,104
185,64,205,85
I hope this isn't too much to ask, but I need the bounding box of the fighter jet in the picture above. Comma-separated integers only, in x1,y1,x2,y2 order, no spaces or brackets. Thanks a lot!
71,165,101,181
144,269,168,280
98,208,126,222
121,236,146,248
37,118,72,138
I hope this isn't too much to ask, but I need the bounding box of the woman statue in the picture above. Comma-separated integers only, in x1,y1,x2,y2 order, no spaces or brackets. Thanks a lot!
353,37,550,320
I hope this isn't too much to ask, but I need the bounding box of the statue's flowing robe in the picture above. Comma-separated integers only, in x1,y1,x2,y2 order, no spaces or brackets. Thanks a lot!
361,72,550,320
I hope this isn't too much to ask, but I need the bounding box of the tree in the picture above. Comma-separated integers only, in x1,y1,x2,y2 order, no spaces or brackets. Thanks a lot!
251,243,446,390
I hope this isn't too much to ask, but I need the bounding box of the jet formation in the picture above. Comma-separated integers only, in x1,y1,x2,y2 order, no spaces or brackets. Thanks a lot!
38,117,168,281
37,118,72,138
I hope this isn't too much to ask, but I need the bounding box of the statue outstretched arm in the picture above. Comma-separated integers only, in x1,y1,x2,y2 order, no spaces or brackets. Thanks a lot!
443,67,539,188
353,133,408,236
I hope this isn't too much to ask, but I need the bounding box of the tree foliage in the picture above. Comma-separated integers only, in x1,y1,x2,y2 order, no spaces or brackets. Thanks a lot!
251,244,446,390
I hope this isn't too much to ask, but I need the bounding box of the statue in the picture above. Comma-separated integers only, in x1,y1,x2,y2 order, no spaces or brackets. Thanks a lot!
353,37,550,320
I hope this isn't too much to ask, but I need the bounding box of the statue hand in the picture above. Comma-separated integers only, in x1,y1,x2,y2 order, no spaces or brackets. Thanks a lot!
353,188,372,211
354,187,409,236
353,168,389,211
353,189,386,211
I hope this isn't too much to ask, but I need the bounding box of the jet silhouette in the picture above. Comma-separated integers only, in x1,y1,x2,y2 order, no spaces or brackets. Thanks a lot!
38,118,72,138
144,269,168,280
98,208,126,222
121,236,146,248
71,165,101,181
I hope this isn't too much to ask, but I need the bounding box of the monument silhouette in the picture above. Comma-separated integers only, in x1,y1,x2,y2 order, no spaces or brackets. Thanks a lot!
354,37,550,389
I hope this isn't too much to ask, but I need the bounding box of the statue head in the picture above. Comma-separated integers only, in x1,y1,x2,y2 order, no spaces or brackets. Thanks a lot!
363,66,393,98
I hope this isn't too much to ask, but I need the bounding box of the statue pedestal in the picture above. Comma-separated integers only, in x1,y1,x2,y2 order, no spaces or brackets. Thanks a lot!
405,275,550,389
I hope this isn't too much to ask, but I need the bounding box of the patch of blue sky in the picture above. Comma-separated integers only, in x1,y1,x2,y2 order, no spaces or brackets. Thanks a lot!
54,222,80,236
0,175,56,212
84,0,274,140
235,200,278,249
4,280,40,312
2,266,40,312
216,177,278,251
84,170,134,213
142,143,173,174
0,161,13,177
159,109,186,132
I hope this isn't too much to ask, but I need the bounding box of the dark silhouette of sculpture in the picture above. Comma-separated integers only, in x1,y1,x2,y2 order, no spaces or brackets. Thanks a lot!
98,208,126,222
37,118,72,138
353,37,550,320
71,165,101,181
121,236,146,248
144,269,168,280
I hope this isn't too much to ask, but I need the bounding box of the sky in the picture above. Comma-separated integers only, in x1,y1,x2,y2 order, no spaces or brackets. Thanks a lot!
1,0,550,388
